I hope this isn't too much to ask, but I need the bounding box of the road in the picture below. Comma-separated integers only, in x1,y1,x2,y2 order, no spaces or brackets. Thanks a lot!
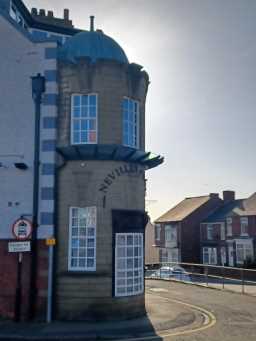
146,279,256,341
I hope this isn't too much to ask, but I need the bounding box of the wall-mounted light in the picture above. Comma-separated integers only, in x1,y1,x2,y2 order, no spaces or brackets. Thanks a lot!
14,162,28,170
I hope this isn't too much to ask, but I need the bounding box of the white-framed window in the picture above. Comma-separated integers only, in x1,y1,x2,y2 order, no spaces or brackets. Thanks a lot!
165,225,171,242
115,233,144,297
155,224,161,241
226,217,232,236
165,224,177,242
236,241,253,265
68,207,96,271
207,224,214,240
221,246,226,265
220,223,225,240
240,217,249,236
122,98,139,148
71,94,97,145
203,247,217,264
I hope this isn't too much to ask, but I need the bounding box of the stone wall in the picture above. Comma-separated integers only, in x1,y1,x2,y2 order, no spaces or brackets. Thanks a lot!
56,160,145,320
58,60,148,150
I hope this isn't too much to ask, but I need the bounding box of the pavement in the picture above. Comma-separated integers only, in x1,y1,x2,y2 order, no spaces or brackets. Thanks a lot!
0,279,256,340
0,284,209,341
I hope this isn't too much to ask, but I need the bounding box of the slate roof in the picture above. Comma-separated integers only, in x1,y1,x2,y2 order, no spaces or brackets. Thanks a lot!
204,192,256,222
155,195,211,223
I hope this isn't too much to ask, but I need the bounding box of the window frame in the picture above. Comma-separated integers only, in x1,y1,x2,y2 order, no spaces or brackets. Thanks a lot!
207,224,214,240
236,240,253,265
240,217,249,236
68,206,97,272
71,93,98,145
115,232,144,297
155,224,161,241
203,247,217,265
122,97,140,149
226,217,232,236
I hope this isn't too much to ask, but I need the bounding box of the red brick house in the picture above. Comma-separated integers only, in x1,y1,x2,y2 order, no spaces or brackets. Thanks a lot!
154,193,222,263
201,191,256,267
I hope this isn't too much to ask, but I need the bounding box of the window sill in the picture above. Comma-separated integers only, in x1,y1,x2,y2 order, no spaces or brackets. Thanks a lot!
59,271,111,277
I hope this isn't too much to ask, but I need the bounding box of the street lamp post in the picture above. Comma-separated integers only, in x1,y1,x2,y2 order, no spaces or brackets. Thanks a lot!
29,74,45,320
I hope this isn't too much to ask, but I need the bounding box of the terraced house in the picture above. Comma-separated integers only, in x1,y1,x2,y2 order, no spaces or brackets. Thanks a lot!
154,193,222,264
201,191,256,267
0,0,163,321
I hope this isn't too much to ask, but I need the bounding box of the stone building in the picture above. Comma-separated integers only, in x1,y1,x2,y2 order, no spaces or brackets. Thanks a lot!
0,0,163,320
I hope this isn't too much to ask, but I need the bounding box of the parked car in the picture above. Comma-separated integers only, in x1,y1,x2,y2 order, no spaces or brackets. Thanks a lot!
148,265,191,282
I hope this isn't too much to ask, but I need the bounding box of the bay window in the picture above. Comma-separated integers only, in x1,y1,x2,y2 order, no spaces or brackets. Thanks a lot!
236,241,253,265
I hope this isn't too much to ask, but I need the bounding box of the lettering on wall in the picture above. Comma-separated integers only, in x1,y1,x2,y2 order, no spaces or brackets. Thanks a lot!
99,163,144,195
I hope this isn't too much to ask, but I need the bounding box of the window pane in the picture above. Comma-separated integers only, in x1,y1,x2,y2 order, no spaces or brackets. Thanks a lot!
81,95,88,106
89,106,96,117
73,95,80,106
89,95,96,105
73,132,79,144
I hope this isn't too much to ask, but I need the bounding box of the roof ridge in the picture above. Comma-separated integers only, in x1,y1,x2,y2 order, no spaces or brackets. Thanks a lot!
185,195,210,199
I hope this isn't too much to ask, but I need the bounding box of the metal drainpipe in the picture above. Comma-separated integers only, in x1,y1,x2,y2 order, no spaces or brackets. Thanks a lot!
48,156,67,322
29,74,45,320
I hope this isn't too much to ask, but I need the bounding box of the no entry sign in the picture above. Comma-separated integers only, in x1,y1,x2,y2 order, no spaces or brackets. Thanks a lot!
12,218,32,240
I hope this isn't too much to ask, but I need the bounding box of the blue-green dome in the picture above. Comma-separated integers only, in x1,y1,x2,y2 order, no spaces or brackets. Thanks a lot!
59,30,128,64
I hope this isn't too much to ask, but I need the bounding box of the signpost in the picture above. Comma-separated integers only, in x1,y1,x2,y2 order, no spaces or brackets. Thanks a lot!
8,241,31,253
9,218,32,322
12,219,32,240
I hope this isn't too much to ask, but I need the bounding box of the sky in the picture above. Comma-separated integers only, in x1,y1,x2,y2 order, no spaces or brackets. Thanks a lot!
25,0,256,220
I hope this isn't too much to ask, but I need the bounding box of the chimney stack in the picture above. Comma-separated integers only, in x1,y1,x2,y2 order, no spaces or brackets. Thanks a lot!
31,8,37,16
90,15,95,31
47,11,54,18
64,9,69,21
39,9,46,16
223,190,235,203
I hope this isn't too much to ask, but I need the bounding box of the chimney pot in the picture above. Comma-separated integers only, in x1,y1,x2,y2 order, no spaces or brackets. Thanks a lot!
31,8,37,15
48,10,54,17
39,9,46,16
64,9,69,20
223,190,235,203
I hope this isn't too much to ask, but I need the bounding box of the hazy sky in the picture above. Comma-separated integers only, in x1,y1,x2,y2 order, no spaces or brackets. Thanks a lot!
25,0,256,220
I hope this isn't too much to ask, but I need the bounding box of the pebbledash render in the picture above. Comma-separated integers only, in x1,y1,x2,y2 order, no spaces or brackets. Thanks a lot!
0,0,163,320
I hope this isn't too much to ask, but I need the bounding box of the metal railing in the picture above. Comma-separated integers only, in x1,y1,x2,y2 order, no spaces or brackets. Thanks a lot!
145,262,256,296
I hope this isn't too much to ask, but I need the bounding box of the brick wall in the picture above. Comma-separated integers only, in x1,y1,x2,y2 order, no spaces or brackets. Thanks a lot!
0,241,48,320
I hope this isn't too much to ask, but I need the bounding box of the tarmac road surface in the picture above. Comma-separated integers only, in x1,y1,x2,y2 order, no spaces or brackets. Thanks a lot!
146,279,256,341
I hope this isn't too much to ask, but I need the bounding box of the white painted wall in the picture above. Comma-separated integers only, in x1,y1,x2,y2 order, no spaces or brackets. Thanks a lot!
0,15,39,238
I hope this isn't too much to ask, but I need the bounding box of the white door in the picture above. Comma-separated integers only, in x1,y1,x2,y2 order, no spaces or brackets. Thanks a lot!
228,245,234,266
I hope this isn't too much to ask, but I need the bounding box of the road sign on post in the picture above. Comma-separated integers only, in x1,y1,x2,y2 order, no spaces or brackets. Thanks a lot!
8,241,31,253
12,219,32,240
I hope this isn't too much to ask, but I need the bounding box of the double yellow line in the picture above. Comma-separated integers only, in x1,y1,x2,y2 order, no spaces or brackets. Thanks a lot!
115,294,216,341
